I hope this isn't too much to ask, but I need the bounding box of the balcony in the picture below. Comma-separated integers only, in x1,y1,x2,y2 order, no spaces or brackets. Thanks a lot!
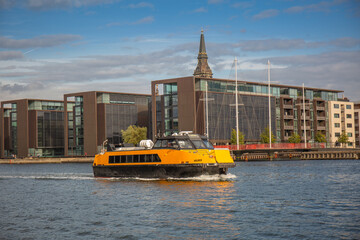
284,114,294,119
316,106,325,111
300,125,311,130
283,104,293,109
284,125,294,130
316,126,326,131
316,116,326,121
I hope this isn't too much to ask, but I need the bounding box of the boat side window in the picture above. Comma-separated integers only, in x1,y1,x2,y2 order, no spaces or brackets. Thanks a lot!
177,139,194,149
192,140,207,149
126,155,133,163
108,154,161,163
202,139,214,149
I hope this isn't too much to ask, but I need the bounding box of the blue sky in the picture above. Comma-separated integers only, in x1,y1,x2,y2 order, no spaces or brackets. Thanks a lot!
0,0,359,102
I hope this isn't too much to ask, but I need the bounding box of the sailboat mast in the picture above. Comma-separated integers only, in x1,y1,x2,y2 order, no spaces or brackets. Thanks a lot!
235,57,239,150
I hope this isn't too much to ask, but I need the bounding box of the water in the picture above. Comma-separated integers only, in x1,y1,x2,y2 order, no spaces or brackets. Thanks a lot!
1,160,359,240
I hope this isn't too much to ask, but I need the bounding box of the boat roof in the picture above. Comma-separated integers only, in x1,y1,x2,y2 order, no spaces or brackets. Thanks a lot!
156,133,207,141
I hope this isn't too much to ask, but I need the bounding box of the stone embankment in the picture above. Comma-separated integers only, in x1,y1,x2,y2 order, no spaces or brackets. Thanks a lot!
0,157,93,164
234,149,360,161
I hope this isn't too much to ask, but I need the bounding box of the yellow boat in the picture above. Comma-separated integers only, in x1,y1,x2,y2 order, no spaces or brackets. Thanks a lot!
93,132,235,178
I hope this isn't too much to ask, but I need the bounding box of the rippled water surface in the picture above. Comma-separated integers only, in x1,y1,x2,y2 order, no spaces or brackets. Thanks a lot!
1,160,360,239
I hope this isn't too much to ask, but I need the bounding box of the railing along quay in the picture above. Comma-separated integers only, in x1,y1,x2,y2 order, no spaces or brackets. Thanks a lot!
216,144,360,161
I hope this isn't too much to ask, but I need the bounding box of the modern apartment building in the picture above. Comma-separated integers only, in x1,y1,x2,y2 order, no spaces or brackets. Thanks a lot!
328,100,355,148
0,99,71,158
354,103,360,147
64,91,151,156
151,31,342,145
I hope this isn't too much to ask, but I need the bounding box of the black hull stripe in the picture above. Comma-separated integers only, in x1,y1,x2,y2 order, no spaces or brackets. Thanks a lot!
93,164,235,178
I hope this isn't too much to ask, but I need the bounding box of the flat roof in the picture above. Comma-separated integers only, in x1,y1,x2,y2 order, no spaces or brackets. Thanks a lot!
152,76,343,93
1,99,64,104
64,90,151,98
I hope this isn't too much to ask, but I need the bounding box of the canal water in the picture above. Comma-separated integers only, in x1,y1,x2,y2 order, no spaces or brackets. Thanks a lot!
0,160,359,240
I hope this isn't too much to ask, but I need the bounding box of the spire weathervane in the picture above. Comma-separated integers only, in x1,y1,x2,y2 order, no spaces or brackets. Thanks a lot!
193,29,213,78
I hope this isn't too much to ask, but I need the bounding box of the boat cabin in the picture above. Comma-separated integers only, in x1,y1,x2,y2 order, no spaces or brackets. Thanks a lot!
153,133,214,150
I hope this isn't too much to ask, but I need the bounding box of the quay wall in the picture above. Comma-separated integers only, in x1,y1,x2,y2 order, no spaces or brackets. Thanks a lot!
234,149,360,161
0,157,93,164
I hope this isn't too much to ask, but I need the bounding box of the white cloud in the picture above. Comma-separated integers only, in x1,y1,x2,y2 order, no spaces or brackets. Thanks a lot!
128,2,154,9
1,39,359,103
17,0,120,11
284,0,349,14
106,16,154,27
0,34,82,49
0,51,24,60
253,9,279,20
193,7,207,13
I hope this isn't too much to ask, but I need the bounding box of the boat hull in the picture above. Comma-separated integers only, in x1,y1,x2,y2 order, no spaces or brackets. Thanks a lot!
93,163,235,178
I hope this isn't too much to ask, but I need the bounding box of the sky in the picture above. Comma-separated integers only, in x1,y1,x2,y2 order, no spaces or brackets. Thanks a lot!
0,0,359,102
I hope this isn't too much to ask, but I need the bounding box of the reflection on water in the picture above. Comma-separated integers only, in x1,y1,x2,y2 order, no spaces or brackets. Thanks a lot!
1,161,360,240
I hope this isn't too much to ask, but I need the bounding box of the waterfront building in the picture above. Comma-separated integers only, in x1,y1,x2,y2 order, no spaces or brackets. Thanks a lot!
328,100,355,148
64,91,151,156
151,31,343,145
354,103,360,147
0,99,70,158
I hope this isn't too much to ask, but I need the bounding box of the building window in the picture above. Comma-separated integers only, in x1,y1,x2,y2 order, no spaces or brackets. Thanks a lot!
334,123,340,128
346,105,351,109
347,123,352,128
335,132,340,137
347,133,352,137
334,113,340,118
346,114,352,119
348,142,353,147
334,104,339,109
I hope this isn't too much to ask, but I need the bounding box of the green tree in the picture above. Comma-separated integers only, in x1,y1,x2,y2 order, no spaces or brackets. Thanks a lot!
230,129,245,145
288,132,301,143
260,127,276,144
121,125,147,146
314,131,327,143
337,131,349,147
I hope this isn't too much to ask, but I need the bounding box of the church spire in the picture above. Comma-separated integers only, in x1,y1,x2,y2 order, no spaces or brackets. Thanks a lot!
193,29,213,78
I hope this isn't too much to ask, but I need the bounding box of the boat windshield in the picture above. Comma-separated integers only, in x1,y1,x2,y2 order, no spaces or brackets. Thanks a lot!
154,139,178,148
191,140,207,149
177,139,194,149
153,138,195,149
202,139,214,150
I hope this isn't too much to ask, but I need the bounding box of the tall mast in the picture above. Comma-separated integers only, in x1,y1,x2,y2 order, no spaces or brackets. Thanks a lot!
268,60,272,149
303,83,307,148
235,57,239,150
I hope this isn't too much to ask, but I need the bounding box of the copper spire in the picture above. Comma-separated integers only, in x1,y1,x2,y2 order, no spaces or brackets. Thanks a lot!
193,29,213,78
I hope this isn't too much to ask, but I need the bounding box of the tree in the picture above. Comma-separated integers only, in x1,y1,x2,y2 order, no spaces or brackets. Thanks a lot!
314,131,327,143
121,125,147,146
230,129,245,145
288,132,301,143
260,127,276,144
337,131,349,147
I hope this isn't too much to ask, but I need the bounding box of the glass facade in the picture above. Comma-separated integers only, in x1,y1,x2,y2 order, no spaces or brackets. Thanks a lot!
36,111,64,156
28,101,63,111
73,96,84,155
195,79,281,97
105,104,137,144
164,83,178,136
10,105,17,155
204,92,276,141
